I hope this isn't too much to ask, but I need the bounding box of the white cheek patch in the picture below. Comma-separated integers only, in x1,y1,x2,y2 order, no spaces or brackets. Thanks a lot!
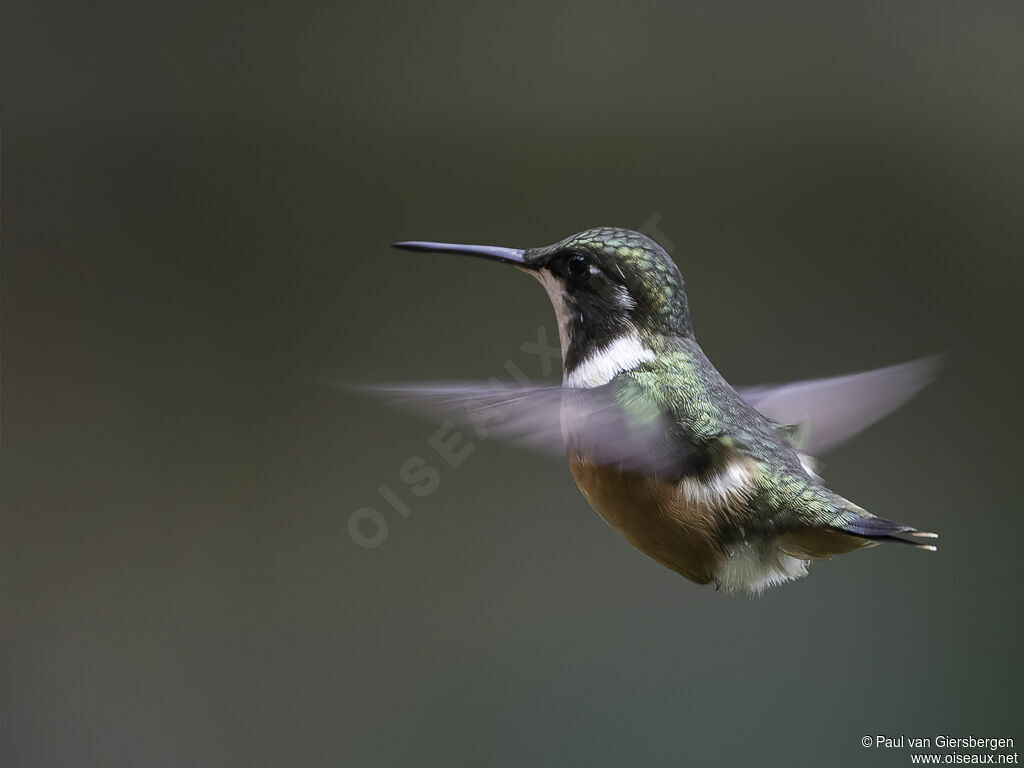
611,285,636,310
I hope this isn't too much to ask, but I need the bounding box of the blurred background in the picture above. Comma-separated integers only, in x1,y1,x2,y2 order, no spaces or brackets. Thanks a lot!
3,2,1023,766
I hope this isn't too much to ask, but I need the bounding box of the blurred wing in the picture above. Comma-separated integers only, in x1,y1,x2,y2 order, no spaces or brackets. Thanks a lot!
738,356,940,454
359,381,694,474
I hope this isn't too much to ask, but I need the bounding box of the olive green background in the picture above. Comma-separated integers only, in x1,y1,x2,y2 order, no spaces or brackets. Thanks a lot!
3,2,1023,766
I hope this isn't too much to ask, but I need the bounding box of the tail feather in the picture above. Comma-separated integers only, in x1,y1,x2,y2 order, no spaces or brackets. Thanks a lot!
830,511,938,551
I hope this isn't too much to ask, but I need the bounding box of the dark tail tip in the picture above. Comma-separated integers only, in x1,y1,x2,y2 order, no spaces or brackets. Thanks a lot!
833,514,939,551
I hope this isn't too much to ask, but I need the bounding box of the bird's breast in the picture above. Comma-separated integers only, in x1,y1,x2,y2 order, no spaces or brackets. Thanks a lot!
568,458,725,585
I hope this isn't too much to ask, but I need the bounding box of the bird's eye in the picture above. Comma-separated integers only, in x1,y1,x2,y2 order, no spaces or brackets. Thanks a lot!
566,252,589,280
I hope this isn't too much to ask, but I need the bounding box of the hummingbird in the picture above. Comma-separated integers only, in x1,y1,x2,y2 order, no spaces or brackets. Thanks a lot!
373,227,938,594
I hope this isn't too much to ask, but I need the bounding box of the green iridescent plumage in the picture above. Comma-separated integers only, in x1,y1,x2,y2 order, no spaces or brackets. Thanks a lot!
619,342,856,540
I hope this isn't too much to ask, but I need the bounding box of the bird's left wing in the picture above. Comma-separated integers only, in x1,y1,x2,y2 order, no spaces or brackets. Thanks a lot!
357,380,696,475
738,356,940,455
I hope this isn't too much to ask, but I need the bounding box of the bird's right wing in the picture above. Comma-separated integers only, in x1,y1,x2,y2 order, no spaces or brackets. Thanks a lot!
356,379,697,475
738,356,940,455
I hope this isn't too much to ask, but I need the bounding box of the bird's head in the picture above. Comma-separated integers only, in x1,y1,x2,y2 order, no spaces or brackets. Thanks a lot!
393,227,693,382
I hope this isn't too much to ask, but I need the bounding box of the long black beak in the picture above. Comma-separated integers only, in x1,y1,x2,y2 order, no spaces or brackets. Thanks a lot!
392,240,528,267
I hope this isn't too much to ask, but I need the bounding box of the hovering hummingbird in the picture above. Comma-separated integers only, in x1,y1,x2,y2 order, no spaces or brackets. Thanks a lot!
374,227,938,594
